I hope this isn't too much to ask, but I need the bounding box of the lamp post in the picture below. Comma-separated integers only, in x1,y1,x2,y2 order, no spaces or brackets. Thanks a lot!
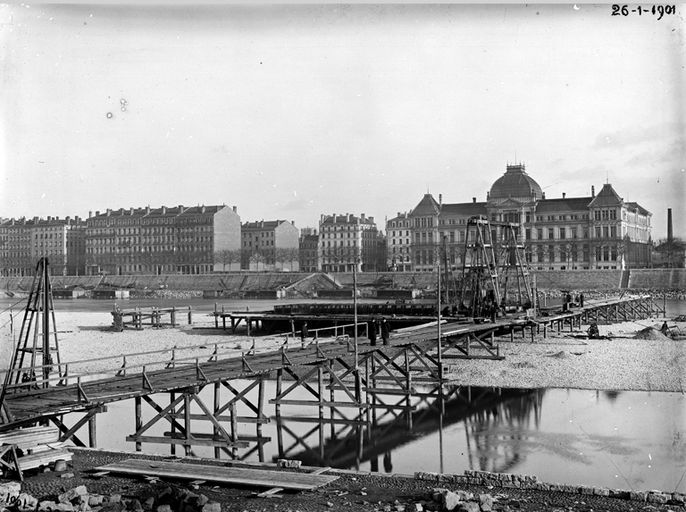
436,251,442,380
353,251,359,371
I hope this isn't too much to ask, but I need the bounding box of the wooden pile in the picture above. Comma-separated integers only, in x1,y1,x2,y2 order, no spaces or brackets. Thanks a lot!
0,425,72,480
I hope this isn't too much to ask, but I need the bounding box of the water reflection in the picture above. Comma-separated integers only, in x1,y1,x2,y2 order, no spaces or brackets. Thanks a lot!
94,383,684,493
274,385,546,474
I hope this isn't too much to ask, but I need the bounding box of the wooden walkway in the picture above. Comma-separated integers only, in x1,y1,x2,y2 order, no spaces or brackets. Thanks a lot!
95,458,337,490
0,320,498,428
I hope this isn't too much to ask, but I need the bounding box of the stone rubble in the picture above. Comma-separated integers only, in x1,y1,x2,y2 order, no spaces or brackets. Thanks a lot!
0,484,221,512
415,470,686,509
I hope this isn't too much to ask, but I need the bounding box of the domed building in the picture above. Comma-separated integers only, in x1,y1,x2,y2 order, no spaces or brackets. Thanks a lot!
388,162,653,272
488,164,543,204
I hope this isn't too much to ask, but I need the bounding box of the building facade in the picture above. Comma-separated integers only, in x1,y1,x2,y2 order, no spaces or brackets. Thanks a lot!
318,213,385,272
386,212,413,272
85,204,241,275
398,163,652,272
240,220,300,271
0,216,87,276
299,228,319,273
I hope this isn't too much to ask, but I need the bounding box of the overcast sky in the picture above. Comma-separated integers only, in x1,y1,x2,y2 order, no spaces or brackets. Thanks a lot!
1,3,683,239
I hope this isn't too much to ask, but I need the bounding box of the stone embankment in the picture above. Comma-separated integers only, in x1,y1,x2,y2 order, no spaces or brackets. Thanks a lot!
416,470,686,508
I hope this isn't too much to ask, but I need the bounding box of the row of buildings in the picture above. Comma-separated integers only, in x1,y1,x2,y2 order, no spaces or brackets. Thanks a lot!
0,164,661,276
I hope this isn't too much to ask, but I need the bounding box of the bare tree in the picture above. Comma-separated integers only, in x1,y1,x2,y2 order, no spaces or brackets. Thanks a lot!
214,249,240,271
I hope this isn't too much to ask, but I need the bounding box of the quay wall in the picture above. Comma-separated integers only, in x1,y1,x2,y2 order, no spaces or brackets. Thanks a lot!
1,269,685,294
628,268,686,290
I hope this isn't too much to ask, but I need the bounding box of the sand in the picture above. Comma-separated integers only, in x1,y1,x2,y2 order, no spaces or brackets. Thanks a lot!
1,309,684,393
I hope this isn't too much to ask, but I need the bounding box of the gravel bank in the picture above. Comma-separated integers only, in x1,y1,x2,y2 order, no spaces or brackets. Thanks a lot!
444,319,686,392
2,311,683,392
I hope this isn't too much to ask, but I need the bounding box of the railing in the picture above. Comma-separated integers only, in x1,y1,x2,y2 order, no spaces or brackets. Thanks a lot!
277,321,368,344
0,325,364,398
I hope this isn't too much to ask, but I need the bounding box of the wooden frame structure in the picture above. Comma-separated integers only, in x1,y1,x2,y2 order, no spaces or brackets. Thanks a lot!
0,295,664,460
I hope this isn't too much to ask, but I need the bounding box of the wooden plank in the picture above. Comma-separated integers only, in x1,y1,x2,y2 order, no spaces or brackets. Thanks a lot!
18,449,72,471
95,459,338,490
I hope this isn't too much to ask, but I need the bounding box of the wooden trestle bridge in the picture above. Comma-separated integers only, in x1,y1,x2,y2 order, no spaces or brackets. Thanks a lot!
0,295,665,466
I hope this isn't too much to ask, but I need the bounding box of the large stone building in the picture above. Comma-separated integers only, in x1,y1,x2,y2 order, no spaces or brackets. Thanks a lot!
240,220,299,271
0,216,87,276
397,163,652,272
85,204,240,275
318,213,386,272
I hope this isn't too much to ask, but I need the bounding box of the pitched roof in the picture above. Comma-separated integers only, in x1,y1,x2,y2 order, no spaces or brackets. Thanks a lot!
243,220,288,230
536,196,593,212
320,214,376,226
410,194,441,216
439,201,487,216
588,184,623,207
625,202,651,216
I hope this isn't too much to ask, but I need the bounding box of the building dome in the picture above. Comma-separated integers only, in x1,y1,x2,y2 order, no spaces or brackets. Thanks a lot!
488,164,542,202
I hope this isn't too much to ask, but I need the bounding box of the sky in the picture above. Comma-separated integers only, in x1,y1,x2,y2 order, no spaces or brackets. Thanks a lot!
1,3,684,239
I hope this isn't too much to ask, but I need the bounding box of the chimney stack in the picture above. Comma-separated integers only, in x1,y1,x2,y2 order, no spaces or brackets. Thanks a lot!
232,205,237,213
591,185,595,197
562,192,566,199
472,197,476,204
439,194,442,206
667,208,673,243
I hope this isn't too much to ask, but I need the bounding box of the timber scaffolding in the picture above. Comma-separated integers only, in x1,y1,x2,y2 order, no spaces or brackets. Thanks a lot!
0,295,664,462
111,306,194,331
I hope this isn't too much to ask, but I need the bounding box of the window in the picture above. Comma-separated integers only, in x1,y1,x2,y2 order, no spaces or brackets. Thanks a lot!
559,228,566,240
610,226,617,238
594,211,601,221
548,228,554,240
603,226,609,238
537,228,543,240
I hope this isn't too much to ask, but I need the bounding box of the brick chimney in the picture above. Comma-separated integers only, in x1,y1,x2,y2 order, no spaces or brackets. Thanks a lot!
472,197,476,204
562,192,566,199
591,185,595,197
667,208,673,243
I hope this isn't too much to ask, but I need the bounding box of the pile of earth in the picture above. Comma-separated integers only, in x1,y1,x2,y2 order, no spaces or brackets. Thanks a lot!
633,327,671,341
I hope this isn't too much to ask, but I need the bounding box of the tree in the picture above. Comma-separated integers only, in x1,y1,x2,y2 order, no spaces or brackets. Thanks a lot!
249,251,266,271
214,249,240,271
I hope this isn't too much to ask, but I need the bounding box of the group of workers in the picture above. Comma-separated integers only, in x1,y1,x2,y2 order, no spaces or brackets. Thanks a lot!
367,317,391,346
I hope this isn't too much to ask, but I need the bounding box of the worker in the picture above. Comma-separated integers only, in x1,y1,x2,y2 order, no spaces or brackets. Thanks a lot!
301,322,309,347
579,293,585,308
368,319,378,346
587,322,600,339
381,318,390,346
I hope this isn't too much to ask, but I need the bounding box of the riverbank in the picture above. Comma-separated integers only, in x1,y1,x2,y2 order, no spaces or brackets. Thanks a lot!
10,449,686,512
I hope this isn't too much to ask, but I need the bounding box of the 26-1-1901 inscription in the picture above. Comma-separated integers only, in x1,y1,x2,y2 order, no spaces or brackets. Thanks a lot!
611,4,676,20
